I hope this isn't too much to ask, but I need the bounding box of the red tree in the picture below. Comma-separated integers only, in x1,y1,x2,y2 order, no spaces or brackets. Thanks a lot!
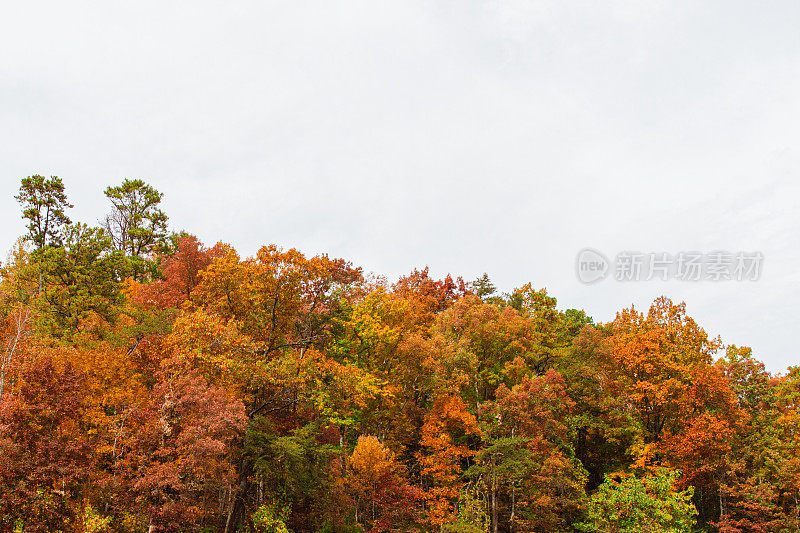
136,235,225,309
0,356,92,532
118,371,247,532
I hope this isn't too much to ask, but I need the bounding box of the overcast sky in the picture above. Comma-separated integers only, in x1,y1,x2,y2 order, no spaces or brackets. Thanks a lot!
1,1,798,371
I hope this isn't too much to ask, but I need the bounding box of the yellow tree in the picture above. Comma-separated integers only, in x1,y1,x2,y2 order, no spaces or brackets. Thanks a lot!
346,435,423,530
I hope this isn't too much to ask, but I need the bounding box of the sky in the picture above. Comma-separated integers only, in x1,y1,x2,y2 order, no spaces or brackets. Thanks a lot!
1,1,798,371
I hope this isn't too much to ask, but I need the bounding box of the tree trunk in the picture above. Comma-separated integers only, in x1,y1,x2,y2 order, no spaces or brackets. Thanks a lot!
491,479,498,533
510,483,516,533
224,457,254,533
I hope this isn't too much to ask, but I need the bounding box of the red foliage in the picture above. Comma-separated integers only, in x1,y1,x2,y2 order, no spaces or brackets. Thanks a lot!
393,267,468,323
120,371,246,531
136,235,226,309
0,356,92,533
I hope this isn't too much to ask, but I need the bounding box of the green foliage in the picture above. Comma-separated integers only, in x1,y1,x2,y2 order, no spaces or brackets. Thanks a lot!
441,488,488,533
103,178,168,278
251,503,292,533
32,223,127,337
577,469,697,533
249,419,339,505
470,273,500,304
314,520,363,533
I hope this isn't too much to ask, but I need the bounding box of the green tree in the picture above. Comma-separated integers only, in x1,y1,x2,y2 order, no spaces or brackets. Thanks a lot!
578,469,697,533
35,223,127,337
15,175,73,250
102,179,168,277
471,273,499,303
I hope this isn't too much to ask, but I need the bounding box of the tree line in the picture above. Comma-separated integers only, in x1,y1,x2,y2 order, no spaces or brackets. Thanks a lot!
0,175,797,533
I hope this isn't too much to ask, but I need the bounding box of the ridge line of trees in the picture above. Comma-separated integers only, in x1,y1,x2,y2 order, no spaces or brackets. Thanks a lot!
0,175,797,533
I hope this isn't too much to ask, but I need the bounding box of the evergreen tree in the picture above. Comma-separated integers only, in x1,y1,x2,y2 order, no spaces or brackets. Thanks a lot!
15,175,73,250
103,179,168,278
471,272,497,301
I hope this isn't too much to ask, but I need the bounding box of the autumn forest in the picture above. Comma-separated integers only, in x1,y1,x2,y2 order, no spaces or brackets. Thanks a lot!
0,175,797,533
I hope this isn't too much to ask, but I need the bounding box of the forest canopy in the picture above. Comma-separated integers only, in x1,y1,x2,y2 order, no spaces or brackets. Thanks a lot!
1,176,797,533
